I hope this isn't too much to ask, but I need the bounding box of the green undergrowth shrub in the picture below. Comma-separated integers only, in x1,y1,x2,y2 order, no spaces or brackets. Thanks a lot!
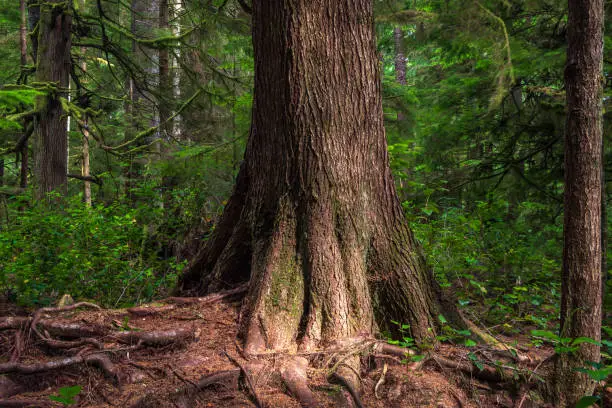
0,192,184,308
406,196,564,332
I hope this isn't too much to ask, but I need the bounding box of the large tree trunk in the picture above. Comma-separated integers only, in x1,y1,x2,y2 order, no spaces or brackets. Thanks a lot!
180,0,455,353
553,0,604,406
33,0,72,199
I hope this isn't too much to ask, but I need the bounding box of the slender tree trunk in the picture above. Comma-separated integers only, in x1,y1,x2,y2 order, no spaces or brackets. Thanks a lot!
553,0,604,406
19,0,29,190
171,0,182,139
81,47,91,206
20,145,28,189
394,26,407,119
27,0,39,63
20,0,27,67
33,0,72,199
394,27,406,87
159,0,170,140
180,0,458,355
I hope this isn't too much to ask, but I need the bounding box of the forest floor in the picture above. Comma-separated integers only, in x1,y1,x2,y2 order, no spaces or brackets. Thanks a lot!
0,290,603,408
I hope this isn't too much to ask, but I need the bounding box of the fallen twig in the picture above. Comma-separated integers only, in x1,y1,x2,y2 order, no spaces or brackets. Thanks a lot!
374,363,388,399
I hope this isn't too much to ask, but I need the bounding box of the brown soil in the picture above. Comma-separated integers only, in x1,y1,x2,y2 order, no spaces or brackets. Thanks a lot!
0,295,562,408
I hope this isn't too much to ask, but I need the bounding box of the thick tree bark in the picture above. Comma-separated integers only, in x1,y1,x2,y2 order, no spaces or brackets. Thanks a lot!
33,0,72,199
20,145,28,189
553,0,604,406
180,0,454,353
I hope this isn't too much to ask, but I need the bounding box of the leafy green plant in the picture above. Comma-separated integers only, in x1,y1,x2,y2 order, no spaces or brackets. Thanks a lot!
530,330,601,354
49,385,82,406
387,320,415,349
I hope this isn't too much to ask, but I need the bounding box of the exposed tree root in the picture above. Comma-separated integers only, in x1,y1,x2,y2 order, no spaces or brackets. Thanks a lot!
0,300,201,406
433,355,510,383
31,302,101,341
329,371,365,408
0,288,539,407
10,331,23,362
128,369,242,408
37,321,107,338
223,351,263,408
165,282,248,305
0,353,118,380
112,328,193,346
127,304,176,316
0,317,30,331
280,357,320,408
0,399,51,407
374,362,388,399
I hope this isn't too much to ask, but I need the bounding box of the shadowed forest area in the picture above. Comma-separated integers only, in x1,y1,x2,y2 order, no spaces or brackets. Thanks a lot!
0,0,610,407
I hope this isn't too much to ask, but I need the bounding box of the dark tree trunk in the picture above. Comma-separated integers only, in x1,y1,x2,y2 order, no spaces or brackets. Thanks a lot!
20,145,28,189
33,0,71,199
554,0,604,405
27,0,39,63
180,0,456,354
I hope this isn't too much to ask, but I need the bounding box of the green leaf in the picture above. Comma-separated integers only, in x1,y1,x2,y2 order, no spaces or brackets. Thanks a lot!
465,339,477,347
438,315,448,324
49,385,82,406
571,337,602,347
530,330,559,342
575,396,600,408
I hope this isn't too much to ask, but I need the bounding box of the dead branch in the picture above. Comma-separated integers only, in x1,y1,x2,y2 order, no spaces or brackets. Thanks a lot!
67,173,103,185
373,342,416,358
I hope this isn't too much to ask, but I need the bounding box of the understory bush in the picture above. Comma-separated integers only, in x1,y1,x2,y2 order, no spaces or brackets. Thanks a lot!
0,191,185,307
